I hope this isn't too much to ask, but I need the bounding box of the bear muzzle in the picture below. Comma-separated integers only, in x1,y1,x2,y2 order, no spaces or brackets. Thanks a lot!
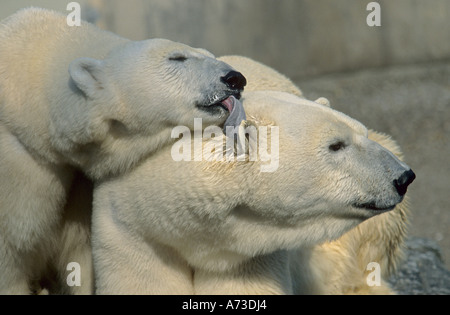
393,169,416,196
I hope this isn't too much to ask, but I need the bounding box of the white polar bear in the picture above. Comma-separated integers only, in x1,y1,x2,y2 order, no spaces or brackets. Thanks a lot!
92,91,415,294
220,55,412,294
0,8,246,295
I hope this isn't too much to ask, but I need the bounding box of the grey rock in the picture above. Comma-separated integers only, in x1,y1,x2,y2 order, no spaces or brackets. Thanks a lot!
4,0,447,79
389,237,450,295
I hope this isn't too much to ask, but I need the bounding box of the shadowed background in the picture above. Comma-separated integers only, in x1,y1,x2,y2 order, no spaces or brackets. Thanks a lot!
1,0,449,268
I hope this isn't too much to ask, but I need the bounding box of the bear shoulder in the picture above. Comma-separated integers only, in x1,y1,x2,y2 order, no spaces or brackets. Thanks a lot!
1,7,66,37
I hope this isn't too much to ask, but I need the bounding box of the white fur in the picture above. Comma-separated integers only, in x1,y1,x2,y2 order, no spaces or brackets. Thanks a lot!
92,91,413,294
207,56,411,294
0,8,240,294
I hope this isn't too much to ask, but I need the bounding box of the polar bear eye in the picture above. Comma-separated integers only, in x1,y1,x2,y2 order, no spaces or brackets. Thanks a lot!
169,54,188,62
329,141,346,152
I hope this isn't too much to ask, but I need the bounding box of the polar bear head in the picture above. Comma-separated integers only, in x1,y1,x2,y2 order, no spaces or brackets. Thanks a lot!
69,39,247,127
60,39,246,178
95,91,415,272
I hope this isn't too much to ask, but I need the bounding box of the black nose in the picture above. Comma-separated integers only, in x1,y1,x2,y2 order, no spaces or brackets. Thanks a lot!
393,169,416,196
221,71,247,90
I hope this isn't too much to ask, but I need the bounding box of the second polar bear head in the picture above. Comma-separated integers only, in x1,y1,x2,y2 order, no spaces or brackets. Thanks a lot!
62,39,246,178
94,91,415,272
69,39,247,127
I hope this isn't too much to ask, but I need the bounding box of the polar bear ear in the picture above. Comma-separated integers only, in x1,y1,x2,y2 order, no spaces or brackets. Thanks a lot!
315,97,331,108
69,58,107,99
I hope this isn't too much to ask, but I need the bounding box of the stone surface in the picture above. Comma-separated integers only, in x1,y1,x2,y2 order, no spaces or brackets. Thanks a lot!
389,237,450,295
93,0,450,79
2,0,449,79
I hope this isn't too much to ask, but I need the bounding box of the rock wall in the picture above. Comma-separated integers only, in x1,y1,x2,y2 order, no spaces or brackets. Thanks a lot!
390,238,450,295
2,0,448,78
87,0,450,78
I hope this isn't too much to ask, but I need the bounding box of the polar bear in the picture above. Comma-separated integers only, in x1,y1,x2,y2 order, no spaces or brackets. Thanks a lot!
0,8,246,295
219,56,412,294
92,91,415,294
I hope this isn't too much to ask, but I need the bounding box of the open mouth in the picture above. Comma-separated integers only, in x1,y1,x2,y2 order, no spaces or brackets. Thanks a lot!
352,202,397,212
196,93,247,130
197,92,242,115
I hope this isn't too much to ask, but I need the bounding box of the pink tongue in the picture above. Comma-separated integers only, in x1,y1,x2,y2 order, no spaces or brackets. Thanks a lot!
221,97,234,113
